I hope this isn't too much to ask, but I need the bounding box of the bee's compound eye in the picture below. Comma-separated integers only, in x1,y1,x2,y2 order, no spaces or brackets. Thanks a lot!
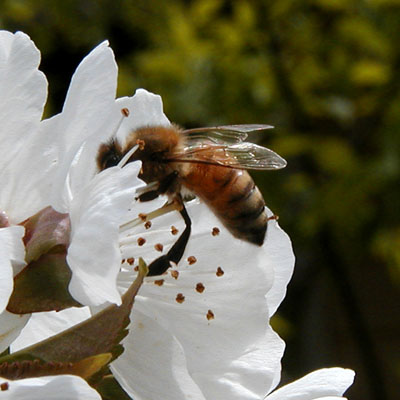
103,152,121,169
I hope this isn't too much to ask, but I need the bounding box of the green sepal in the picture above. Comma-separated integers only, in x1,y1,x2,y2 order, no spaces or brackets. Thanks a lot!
7,251,81,313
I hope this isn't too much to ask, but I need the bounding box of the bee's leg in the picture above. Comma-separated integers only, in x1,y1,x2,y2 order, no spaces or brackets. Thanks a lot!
147,201,192,276
166,204,191,265
137,171,179,202
137,190,160,202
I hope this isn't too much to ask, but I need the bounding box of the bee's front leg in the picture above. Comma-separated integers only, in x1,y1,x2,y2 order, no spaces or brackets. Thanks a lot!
136,171,179,202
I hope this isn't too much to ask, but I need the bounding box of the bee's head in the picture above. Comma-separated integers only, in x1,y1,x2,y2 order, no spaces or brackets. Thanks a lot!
96,139,123,170
97,125,184,182
124,125,184,182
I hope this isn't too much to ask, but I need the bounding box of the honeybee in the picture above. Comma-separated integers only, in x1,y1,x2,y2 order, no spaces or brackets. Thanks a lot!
97,123,286,275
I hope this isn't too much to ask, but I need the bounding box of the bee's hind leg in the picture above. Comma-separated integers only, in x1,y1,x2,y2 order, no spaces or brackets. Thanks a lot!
147,199,192,276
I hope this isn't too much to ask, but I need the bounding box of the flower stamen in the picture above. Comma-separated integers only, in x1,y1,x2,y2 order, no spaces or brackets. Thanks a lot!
120,201,182,233
117,144,139,168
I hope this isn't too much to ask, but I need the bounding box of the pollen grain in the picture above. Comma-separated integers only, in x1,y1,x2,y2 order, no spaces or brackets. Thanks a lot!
171,270,179,280
137,237,146,246
187,256,197,265
138,213,147,221
154,243,163,252
196,283,205,293
212,227,220,236
176,293,185,304
144,221,152,229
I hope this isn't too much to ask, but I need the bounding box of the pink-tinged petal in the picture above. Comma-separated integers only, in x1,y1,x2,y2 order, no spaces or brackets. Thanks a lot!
116,200,293,399
0,31,48,223
0,226,25,313
111,310,207,400
0,375,101,400
67,162,143,306
116,88,171,146
0,310,30,353
10,307,90,352
266,368,355,400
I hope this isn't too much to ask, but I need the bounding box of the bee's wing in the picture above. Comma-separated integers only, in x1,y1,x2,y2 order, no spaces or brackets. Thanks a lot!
182,124,274,144
168,142,287,170
225,142,287,170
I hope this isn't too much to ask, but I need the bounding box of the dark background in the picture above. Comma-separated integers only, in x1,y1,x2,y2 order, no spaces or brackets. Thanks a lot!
1,1,399,399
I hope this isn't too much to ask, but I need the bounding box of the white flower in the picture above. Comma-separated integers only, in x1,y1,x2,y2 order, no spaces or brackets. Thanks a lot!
108,90,353,400
109,202,292,399
0,375,101,399
70,88,290,399
0,32,143,350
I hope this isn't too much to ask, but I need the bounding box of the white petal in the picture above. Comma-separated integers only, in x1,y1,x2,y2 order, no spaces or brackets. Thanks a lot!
0,31,48,223
10,307,91,352
0,226,25,313
0,310,30,353
67,162,143,306
0,375,101,400
265,368,355,400
0,31,47,160
111,310,207,400
115,200,292,399
259,214,295,393
265,217,295,317
43,41,120,212
116,88,171,146
56,40,118,153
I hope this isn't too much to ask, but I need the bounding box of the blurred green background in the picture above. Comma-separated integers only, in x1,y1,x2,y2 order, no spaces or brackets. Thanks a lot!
1,0,399,399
